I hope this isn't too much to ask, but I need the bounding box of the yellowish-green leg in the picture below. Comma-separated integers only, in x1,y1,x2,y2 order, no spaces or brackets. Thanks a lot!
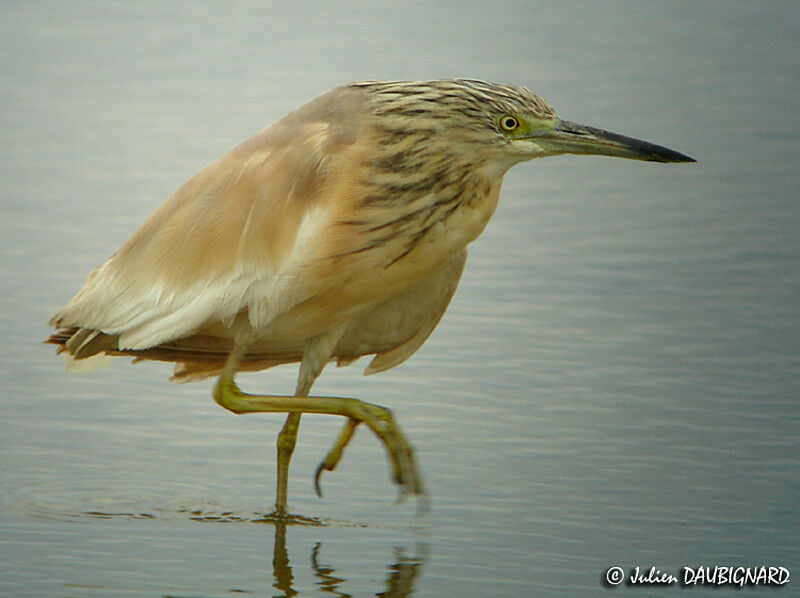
213,335,423,516
271,328,344,516
314,419,360,497
275,413,301,516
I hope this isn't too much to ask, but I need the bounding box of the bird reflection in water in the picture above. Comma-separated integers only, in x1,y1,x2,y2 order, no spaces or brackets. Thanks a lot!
53,506,425,596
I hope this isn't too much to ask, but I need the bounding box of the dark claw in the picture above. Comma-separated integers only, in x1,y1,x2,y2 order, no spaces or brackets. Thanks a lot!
313,462,327,498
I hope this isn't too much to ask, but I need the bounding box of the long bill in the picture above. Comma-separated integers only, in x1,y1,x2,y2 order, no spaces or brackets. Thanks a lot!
530,119,695,163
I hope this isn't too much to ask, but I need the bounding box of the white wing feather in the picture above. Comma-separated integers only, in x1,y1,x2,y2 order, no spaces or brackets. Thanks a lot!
50,104,352,349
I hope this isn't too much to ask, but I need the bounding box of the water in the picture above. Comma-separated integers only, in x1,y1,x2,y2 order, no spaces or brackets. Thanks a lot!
1,2,798,596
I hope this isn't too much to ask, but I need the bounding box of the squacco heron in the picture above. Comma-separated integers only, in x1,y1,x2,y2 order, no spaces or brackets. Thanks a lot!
48,80,694,517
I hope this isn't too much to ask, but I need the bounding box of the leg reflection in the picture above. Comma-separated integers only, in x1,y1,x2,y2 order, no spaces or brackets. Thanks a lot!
311,542,349,597
268,520,428,597
309,539,427,598
272,521,297,597
377,546,429,598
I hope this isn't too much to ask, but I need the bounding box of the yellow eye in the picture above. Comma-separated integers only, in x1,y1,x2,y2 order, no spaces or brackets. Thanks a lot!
499,115,520,131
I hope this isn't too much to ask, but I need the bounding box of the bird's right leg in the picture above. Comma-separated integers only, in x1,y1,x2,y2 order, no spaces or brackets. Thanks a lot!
274,325,346,516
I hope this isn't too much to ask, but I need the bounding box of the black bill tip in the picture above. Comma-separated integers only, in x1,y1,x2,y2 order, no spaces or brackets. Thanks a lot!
550,120,696,164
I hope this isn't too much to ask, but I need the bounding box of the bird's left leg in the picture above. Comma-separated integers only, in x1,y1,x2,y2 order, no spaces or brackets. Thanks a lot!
313,418,360,497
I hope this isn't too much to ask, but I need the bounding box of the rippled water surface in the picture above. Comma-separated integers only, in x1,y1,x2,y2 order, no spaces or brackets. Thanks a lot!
1,2,798,596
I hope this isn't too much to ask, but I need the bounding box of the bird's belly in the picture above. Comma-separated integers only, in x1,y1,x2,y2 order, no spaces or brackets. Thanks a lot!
200,246,466,365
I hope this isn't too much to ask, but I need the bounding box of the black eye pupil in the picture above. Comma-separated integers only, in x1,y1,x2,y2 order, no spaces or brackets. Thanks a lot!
502,116,517,130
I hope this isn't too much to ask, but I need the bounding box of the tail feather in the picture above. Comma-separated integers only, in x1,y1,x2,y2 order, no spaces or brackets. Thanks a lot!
46,327,299,382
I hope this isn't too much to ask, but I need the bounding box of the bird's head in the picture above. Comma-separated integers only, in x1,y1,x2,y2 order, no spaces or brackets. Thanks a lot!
355,79,694,174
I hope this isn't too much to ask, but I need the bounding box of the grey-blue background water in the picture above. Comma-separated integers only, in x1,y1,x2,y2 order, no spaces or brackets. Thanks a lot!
1,2,798,596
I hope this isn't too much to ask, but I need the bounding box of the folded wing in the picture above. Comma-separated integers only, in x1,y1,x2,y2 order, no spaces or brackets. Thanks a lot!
50,86,369,352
